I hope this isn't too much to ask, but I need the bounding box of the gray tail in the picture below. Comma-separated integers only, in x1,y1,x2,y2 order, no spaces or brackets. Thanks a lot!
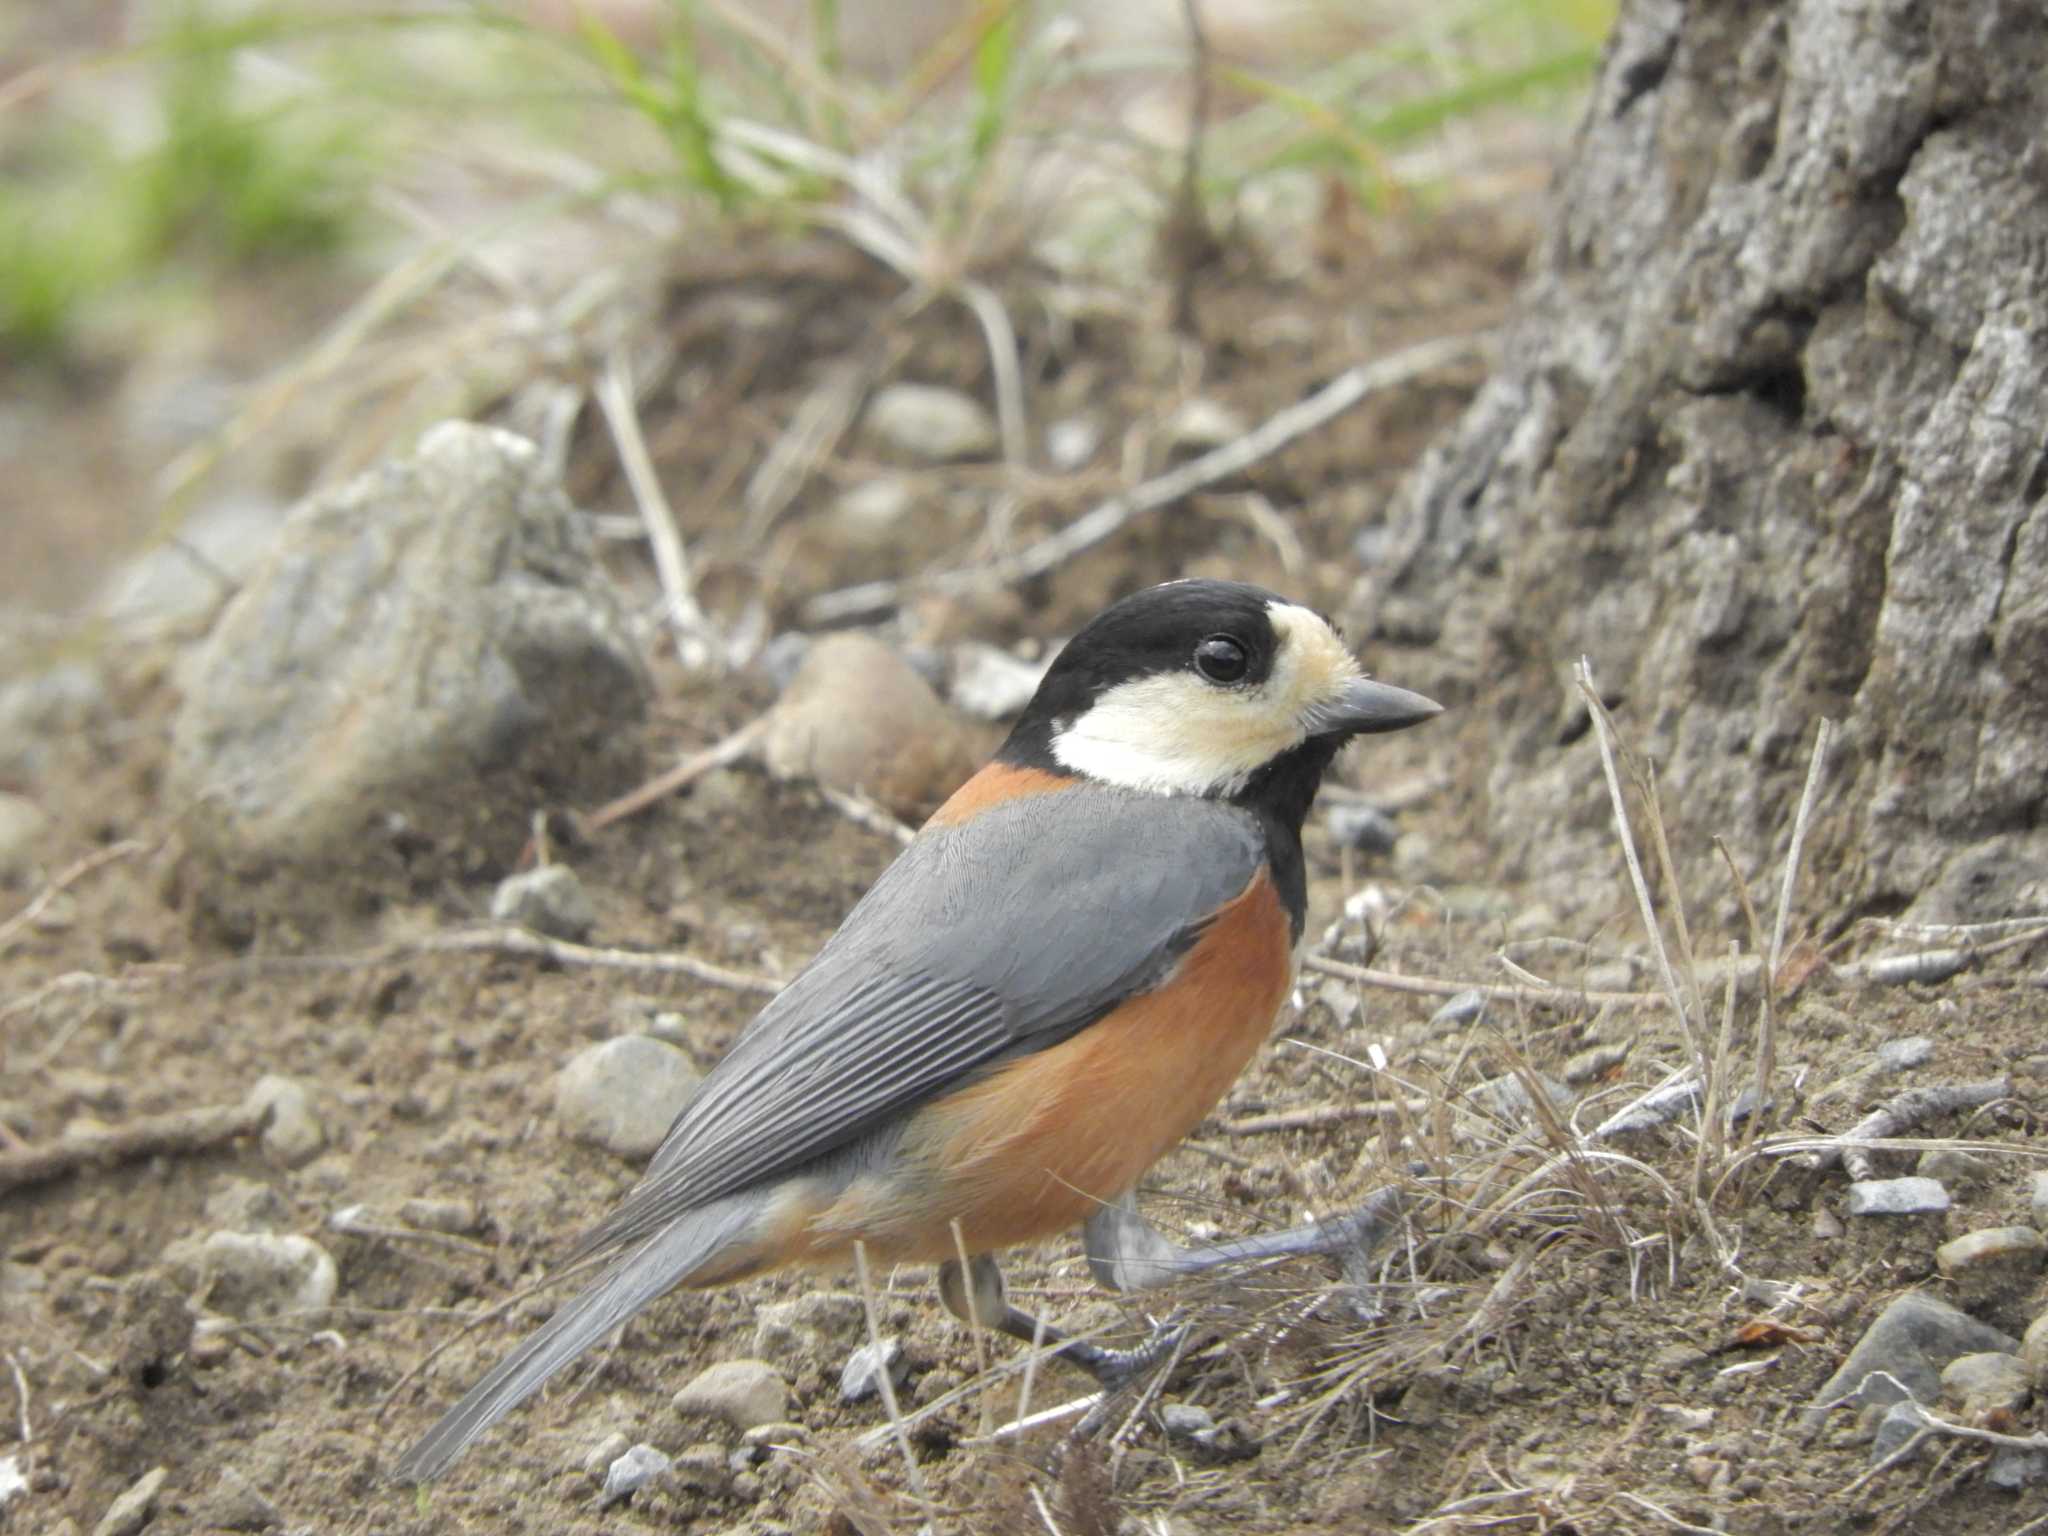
391,1199,757,1483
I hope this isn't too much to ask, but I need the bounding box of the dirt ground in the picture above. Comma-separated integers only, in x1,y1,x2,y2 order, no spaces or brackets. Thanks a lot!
4,208,2047,1536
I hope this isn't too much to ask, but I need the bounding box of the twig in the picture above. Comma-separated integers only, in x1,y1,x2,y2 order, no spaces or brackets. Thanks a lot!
1223,1098,1431,1135
853,1241,936,1528
580,715,771,834
0,840,148,958
6,1349,29,1450
1793,1078,2014,1178
1770,720,1833,986
1305,953,1669,1010
817,786,917,847
1576,661,1697,1064
1165,0,1216,335
597,346,713,670
0,1098,269,1194
804,332,1487,623
1838,1391,2048,1496
1715,837,1776,1151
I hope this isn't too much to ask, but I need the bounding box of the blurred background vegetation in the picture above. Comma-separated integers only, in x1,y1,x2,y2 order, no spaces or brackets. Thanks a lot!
0,0,1611,614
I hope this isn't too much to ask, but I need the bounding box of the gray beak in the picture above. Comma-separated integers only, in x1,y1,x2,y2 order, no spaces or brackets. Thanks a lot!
1317,676,1444,737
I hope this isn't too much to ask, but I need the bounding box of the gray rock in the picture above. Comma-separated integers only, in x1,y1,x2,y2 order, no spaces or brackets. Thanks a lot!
1938,1351,2030,1419
1875,1036,1934,1073
0,792,49,882
1988,1449,2048,1490
2030,1169,2048,1231
599,1444,672,1506
198,1232,338,1321
752,1293,867,1370
1326,803,1399,854
489,864,597,942
838,1337,907,1403
1161,1403,1217,1442
1803,1291,2018,1437
673,1359,792,1432
167,422,647,926
1845,1178,1951,1216
948,643,1051,721
1463,1072,1572,1130
1869,1400,1927,1463
556,1036,703,1160
192,1466,281,1532
1934,1225,2044,1277
246,1075,325,1167
864,383,997,462
91,1466,167,1536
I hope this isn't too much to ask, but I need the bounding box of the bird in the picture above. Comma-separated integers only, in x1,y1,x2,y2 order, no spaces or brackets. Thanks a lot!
393,577,1441,1482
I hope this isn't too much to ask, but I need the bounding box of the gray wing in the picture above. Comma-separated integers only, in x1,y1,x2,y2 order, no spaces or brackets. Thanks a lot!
569,787,1263,1263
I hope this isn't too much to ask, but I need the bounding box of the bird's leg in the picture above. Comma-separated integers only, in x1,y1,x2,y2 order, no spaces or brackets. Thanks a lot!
1083,1185,1404,1303
935,1253,1185,1387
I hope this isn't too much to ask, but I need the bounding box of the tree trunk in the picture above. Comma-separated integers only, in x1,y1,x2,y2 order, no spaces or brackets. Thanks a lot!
1374,0,2048,925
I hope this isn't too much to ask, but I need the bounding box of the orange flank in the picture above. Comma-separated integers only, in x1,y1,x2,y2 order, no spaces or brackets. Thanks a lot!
923,761,1073,827
795,868,1293,1264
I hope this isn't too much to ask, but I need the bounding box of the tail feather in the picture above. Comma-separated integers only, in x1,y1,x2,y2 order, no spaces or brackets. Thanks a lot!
392,1198,759,1482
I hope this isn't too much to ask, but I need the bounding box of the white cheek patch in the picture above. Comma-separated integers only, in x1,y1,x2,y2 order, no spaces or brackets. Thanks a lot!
1050,602,1364,796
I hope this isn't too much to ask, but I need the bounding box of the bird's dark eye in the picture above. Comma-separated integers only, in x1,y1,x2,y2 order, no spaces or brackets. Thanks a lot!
1194,634,1249,684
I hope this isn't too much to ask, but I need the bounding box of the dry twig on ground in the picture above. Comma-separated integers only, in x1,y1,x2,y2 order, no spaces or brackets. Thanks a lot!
0,1098,270,1194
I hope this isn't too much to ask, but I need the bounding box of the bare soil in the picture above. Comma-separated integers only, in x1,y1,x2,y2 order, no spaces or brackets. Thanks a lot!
4,211,2046,1536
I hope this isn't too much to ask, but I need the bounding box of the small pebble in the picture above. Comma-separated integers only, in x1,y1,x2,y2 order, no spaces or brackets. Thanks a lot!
490,864,597,942
198,1232,338,1320
1044,415,1101,470
949,643,1050,721
0,792,50,882
1562,1042,1630,1085
828,478,917,546
674,1360,792,1432
1430,989,1486,1028
1913,1146,1979,1182
583,1431,632,1481
91,1467,167,1536
1812,1207,1845,1239
555,1035,704,1159
1165,398,1247,452
1934,1226,2045,1276
1802,1291,2017,1437
1844,1178,1950,1216
762,633,980,815
246,1074,325,1166
600,1444,672,1507
1161,1403,1217,1442
399,1197,480,1235
192,1466,281,1532
2030,1169,2048,1231
1874,1036,1934,1073
839,1337,907,1403
864,383,997,462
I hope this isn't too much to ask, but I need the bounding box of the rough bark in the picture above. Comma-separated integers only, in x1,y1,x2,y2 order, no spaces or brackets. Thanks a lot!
1374,0,2048,923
